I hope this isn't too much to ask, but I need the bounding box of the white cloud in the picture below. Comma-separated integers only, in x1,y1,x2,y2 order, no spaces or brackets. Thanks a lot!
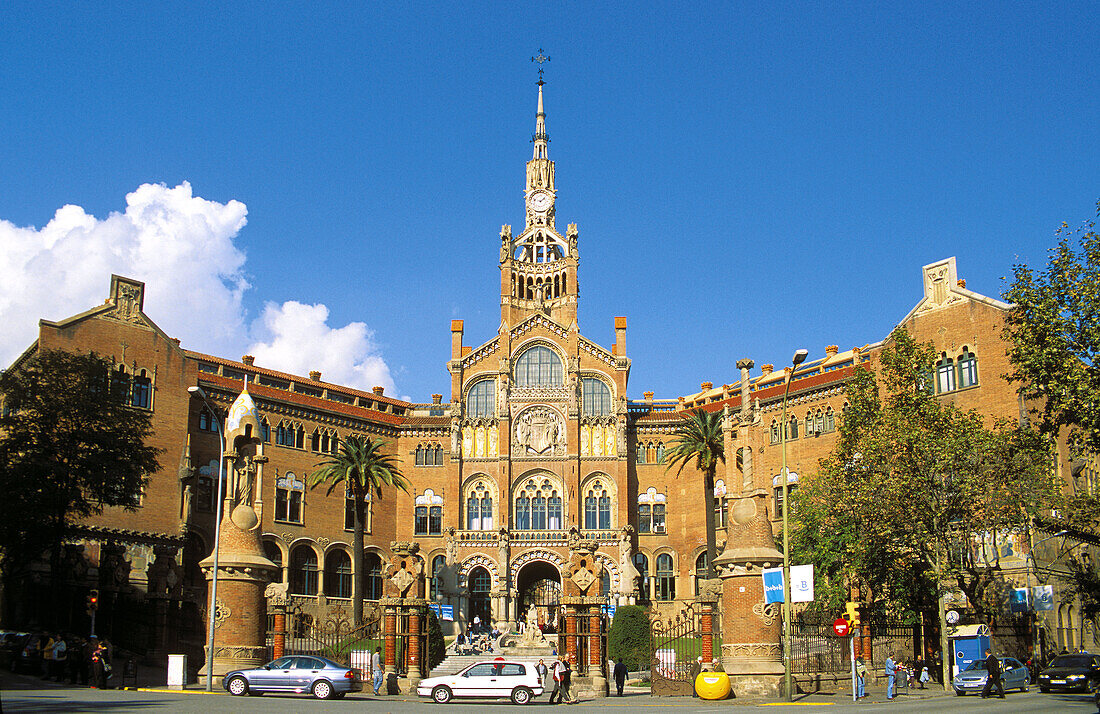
0,182,398,395
247,301,396,394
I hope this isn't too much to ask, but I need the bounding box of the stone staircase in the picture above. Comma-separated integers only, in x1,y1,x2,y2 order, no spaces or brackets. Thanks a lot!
429,637,557,678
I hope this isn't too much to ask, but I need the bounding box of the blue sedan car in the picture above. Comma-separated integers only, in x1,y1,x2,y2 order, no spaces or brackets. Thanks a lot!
223,655,362,699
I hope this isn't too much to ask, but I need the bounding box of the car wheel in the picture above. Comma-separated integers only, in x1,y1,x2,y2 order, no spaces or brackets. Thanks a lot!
227,676,249,696
313,680,334,700
511,687,532,705
433,685,453,704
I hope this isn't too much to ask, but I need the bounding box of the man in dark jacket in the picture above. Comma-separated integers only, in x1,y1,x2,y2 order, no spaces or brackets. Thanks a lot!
980,648,1005,699
613,659,628,696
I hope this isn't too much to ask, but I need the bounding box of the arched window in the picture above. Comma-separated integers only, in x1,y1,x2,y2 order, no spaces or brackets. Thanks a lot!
694,552,709,595
788,415,799,439
814,410,824,434
936,353,956,393
654,442,665,464
131,369,152,409
584,479,612,530
637,442,647,464
260,419,270,443
514,477,561,530
430,554,446,600
514,346,563,387
468,379,495,417
600,569,610,597
466,482,493,531
824,407,835,432
364,552,384,600
805,411,814,436
415,490,444,535
290,545,318,596
958,348,978,388
634,552,650,602
713,479,727,528
275,473,305,524
770,420,780,445
199,407,218,433
325,550,352,598
638,487,667,534
582,378,612,416
655,554,675,601
110,366,132,404
263,541,283,576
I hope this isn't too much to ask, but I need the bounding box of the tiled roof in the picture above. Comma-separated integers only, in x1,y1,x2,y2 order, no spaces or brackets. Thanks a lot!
198,374,406,426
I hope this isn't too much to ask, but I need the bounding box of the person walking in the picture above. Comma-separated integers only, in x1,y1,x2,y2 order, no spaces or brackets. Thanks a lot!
855,657,867,699
50,633,67,681
885,653,897,700
91,639,110,689
613,658,628,696
562,654,576,704
980,648,1005,699
536,658,548,691
371,646,383,695
548,657,565,704
918,665,930,689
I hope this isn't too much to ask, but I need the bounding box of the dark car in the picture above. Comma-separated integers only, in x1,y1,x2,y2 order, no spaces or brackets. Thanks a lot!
1038,653,1100,693
9,633,43,675
222,655,362,699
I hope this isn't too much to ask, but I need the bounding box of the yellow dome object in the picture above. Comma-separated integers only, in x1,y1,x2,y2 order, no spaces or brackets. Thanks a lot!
695,671,731,700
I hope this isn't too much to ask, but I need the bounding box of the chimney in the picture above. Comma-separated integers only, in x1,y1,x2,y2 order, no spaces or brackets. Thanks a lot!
432,394,443,404
701,382,713,391
643,391,654,402
372,386,385,396
309,370,322,381
761,364,774,376
615,316,627,357
242,355,255,366
957,279,966,288
451,320,464,360
825,345,839,357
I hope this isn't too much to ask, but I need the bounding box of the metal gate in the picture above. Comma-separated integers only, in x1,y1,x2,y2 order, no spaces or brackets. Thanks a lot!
521,578,562,634
267,606,382,666
650,604,719,696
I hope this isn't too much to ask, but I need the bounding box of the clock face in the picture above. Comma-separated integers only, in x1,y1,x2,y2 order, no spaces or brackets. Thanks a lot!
529,191,552,212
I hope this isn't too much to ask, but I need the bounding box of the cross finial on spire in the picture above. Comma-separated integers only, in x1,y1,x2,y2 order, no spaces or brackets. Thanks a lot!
531,48,550,84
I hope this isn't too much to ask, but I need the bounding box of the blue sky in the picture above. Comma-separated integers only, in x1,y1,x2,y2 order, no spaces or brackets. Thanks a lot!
1,2,1097,401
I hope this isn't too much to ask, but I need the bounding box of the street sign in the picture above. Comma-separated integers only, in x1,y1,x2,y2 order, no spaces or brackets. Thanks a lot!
833,618,850,637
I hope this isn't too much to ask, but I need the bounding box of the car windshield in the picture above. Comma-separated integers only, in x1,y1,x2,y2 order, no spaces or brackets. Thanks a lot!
963,660,989,672
1052,655,1091,668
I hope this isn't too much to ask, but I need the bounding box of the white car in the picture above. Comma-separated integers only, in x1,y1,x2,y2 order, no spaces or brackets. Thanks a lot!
417,659,544,704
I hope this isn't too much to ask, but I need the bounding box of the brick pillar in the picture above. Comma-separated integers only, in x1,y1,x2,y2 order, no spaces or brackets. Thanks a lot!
408,609,422,680
589,611,601,671
272,610,286,659
701,600,714,665
384,604,397,672
565,606,578,665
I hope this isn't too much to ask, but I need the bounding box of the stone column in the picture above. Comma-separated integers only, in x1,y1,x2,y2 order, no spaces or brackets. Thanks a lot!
265,583,289,660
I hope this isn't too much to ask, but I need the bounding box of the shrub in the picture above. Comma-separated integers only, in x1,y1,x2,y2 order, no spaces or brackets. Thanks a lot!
426,607,446,669
607,605,651,671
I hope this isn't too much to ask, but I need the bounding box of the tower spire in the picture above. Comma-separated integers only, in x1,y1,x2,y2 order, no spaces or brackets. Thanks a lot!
531,49,550,160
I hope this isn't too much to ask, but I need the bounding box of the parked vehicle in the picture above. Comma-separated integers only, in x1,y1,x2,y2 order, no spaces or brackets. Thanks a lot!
1037,653,1100,693
416,658,543,704
222,655,362,699
952,656,1029,695
9,633,43,675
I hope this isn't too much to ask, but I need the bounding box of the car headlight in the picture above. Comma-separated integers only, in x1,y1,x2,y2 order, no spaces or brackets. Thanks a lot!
1067,674,1085,680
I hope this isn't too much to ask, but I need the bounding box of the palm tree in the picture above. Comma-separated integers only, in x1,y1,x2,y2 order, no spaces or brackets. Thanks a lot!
665,408,726,581
309,435,409,626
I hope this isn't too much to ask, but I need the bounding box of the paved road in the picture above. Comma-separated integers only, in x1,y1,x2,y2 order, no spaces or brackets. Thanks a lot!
2,672,1098,713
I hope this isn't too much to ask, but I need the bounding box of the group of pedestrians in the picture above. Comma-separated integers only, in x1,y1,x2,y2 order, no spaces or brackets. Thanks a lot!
21,633,112,689
537,654,579,704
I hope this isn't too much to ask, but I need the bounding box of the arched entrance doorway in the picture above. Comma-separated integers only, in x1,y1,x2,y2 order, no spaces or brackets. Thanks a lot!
468,566,491,633
516,561,561,634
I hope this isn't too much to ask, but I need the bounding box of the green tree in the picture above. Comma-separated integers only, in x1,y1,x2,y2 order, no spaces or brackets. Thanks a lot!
425,607,446,670
309,435,408,627
1003,201,1100,455
792,328,1058,678
607,605,651,670
0,349,161,626
665,408,725,581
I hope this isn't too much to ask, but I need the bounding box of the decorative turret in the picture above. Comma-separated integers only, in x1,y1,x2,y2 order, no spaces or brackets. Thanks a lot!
500,77,579,328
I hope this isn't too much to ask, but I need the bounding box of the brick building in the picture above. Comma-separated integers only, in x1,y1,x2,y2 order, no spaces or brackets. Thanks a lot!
4,81,1093,660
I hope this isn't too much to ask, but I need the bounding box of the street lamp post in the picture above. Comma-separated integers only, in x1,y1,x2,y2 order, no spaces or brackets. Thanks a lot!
188,385,226,693
782,348,808,702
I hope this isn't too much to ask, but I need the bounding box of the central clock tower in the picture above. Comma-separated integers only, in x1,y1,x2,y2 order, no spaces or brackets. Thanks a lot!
500,79,579,328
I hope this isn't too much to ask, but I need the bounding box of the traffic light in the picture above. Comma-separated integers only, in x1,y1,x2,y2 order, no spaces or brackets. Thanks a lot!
844,601,861,627
86,589,99,615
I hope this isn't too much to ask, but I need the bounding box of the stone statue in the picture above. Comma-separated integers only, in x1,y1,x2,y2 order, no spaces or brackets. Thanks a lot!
521,604,543,645
445,527,459,564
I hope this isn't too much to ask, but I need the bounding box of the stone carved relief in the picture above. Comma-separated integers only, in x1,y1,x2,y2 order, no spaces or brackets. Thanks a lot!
513,406,566,456
61,544,89,584
386,542,424,598
752,601,781,627
264,581,290,607
147,545,183,599
98,543,131,591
